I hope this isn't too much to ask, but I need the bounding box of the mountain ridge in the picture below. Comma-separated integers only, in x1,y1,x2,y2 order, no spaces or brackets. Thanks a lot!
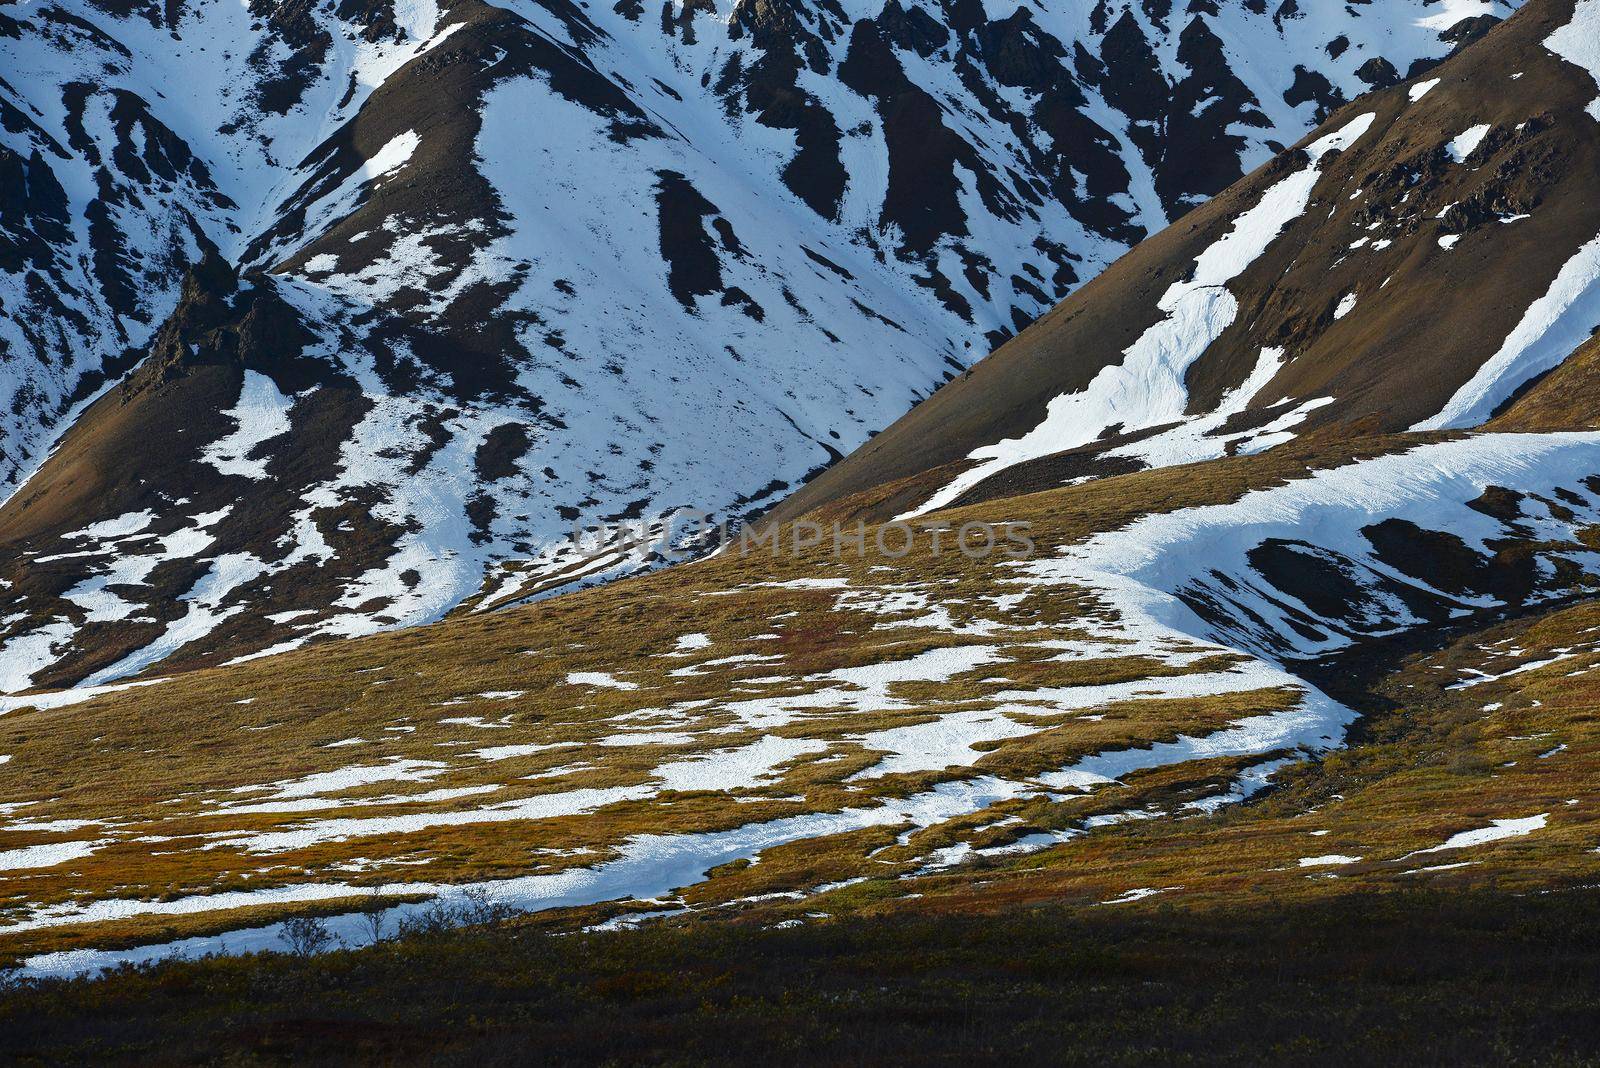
766,0,1600,526
0,0,1522,689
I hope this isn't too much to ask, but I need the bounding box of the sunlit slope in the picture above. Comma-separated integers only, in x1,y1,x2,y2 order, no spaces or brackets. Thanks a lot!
6,423,1600,965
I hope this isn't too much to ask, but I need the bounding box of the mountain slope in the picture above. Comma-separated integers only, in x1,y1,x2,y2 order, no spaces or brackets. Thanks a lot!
6,2,1600,974
8,423,1600,967
767,0,1600,525
0,0,1519,689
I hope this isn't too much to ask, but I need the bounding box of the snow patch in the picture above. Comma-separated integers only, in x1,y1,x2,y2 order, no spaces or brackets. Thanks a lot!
0,839,101,871
1408,813,1547,855
1547,0,1600,121
202,372,294,479
652,736,827,793
1446,124,1490,164
566,672,638,691
1408,78,1441,101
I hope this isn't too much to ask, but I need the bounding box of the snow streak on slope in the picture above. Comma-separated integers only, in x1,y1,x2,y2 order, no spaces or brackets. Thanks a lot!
1547,0,1600,119
1414,233,1600,430
905,112,1376,518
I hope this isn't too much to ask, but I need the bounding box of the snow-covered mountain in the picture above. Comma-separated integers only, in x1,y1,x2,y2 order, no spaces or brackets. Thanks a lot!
0,0,1517,688
12,0,1600,995
772,0,1600,524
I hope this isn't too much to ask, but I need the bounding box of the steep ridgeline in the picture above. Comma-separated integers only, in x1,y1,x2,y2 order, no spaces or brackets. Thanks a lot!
770,0,1600,526
0,0,1513,690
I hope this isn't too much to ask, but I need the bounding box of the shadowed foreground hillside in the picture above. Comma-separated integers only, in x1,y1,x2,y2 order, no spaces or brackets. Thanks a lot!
4,890,1600,1065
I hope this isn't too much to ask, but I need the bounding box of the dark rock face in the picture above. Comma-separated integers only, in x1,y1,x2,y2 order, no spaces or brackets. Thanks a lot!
0,0,1522,686
1356,56,1401,88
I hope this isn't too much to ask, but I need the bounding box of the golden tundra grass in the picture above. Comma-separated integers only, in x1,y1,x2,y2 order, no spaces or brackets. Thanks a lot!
2,430,1597,961
717,598,1600,931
